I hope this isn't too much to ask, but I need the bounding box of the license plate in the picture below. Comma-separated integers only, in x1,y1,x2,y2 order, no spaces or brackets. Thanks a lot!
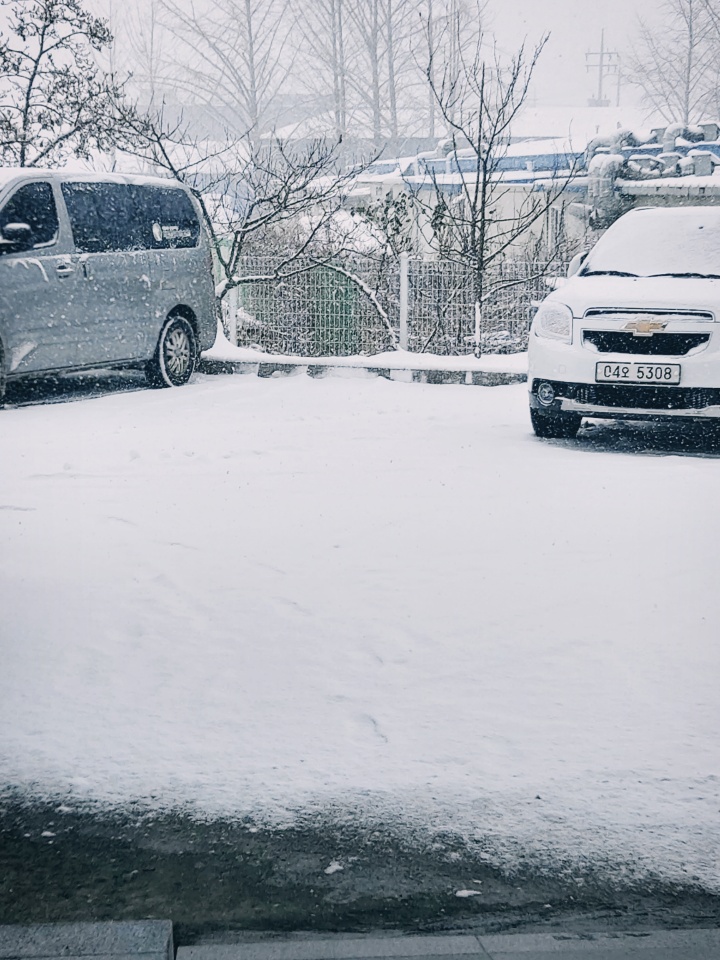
595,362,681,385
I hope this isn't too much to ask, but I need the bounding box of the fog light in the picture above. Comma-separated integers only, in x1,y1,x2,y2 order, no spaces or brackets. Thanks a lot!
537,382,555,406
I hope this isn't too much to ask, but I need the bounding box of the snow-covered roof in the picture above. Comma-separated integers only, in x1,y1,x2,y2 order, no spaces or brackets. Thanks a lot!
0,167,38,191
266,111,339,142
504,137,581,158
355,156,417,180
620,173,720,197
511,104,664,148
0,166,182,192
406,168,574,189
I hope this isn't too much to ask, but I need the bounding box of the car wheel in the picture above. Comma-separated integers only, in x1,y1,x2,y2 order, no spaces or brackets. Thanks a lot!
530,407,582,439
146,314,197,388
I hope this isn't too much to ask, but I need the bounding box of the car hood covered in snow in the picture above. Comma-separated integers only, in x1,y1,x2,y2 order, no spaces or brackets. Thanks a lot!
546,274,720,318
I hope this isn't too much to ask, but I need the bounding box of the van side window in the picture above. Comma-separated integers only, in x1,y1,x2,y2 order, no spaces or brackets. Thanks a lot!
140,186,200,249
61,181,200,252
61,182,142,253
0,182,59,253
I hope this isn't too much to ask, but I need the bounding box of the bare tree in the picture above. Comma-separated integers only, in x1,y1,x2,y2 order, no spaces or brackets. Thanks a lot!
383,0,421,142
115,104,367,307
421,32,575,354
122,0,169,108
156,0,294,139
628,0,717,124
292,0,430,148
695,1,720,114
341,0,422,149
291,0,351,140
346,0,384,147
421,0,487,136
700,0,720,31
0,0,129,166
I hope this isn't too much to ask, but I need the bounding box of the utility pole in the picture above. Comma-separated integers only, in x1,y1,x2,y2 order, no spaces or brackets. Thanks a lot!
585,29,620,107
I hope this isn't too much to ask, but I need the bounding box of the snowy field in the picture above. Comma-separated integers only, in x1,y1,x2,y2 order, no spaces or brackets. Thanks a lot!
1,372,719,890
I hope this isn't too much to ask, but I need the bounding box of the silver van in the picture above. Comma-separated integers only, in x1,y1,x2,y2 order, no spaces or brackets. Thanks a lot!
0,169,217,400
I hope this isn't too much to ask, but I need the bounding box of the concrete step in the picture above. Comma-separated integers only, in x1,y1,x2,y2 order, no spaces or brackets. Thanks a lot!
0,922,173,960
198,358,526,386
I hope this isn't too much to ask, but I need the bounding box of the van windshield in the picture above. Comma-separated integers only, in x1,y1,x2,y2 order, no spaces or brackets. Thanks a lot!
581,209,720,279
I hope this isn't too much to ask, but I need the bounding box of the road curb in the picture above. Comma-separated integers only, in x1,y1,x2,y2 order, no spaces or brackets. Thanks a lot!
198,358,526,387
178,937,484,960
176,929,720,960
0,923,173,960
2,926,719,960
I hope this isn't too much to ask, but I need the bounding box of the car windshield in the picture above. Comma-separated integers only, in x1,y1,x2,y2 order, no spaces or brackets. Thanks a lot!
581,208,720,278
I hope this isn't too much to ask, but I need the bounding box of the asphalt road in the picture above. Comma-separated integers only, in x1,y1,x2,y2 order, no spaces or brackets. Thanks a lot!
2,797,719,943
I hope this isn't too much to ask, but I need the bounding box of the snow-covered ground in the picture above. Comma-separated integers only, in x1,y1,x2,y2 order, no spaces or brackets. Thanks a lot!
1,373,719,889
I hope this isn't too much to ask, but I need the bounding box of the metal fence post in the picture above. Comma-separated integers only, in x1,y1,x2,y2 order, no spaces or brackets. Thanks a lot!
399,251,409,350
227,285,239,345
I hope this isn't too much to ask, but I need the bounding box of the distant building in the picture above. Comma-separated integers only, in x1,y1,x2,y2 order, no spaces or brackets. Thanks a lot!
345,119,720,258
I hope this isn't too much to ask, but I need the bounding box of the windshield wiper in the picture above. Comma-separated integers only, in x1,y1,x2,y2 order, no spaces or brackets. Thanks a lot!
581,270,639,277
647,272,720,279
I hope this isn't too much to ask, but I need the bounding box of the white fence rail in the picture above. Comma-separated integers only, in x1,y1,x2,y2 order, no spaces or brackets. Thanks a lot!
223,256,563,357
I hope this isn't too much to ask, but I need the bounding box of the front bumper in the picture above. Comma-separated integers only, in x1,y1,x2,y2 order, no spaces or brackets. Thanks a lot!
529,378,720,421
528,314,720,421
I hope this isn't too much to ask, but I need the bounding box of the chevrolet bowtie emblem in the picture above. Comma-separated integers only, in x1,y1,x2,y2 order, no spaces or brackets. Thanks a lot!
622,319,669,336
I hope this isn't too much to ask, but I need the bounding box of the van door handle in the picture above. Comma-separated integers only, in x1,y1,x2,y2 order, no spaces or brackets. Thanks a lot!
56,263,75,278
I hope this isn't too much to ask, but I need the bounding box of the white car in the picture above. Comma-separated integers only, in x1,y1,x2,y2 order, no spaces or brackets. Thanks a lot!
528,206,720,438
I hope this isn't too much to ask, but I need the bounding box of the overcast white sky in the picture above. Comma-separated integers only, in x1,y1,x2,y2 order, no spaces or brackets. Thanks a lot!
490,0,662,107
93,0,666,113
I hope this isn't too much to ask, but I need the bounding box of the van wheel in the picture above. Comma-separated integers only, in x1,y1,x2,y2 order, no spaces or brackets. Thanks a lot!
530,408,581,439
146,314,197,388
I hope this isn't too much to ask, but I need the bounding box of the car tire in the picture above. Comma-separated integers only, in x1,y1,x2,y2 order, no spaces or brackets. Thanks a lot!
146,314,197,388
530,407,582,439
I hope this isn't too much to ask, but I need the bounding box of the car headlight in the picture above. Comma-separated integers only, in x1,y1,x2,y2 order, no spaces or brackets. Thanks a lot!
534,302,573,343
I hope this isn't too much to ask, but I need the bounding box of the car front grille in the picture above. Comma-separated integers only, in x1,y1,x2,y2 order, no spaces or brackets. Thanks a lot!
533,379,720,410
573,384,720,410
582,331,710,356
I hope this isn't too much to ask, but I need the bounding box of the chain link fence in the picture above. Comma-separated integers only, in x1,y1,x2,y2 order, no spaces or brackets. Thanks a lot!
222,256,563,357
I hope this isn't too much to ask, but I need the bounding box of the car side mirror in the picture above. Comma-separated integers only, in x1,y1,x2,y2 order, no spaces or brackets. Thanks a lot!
1,222,33,250
567,251,588,277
